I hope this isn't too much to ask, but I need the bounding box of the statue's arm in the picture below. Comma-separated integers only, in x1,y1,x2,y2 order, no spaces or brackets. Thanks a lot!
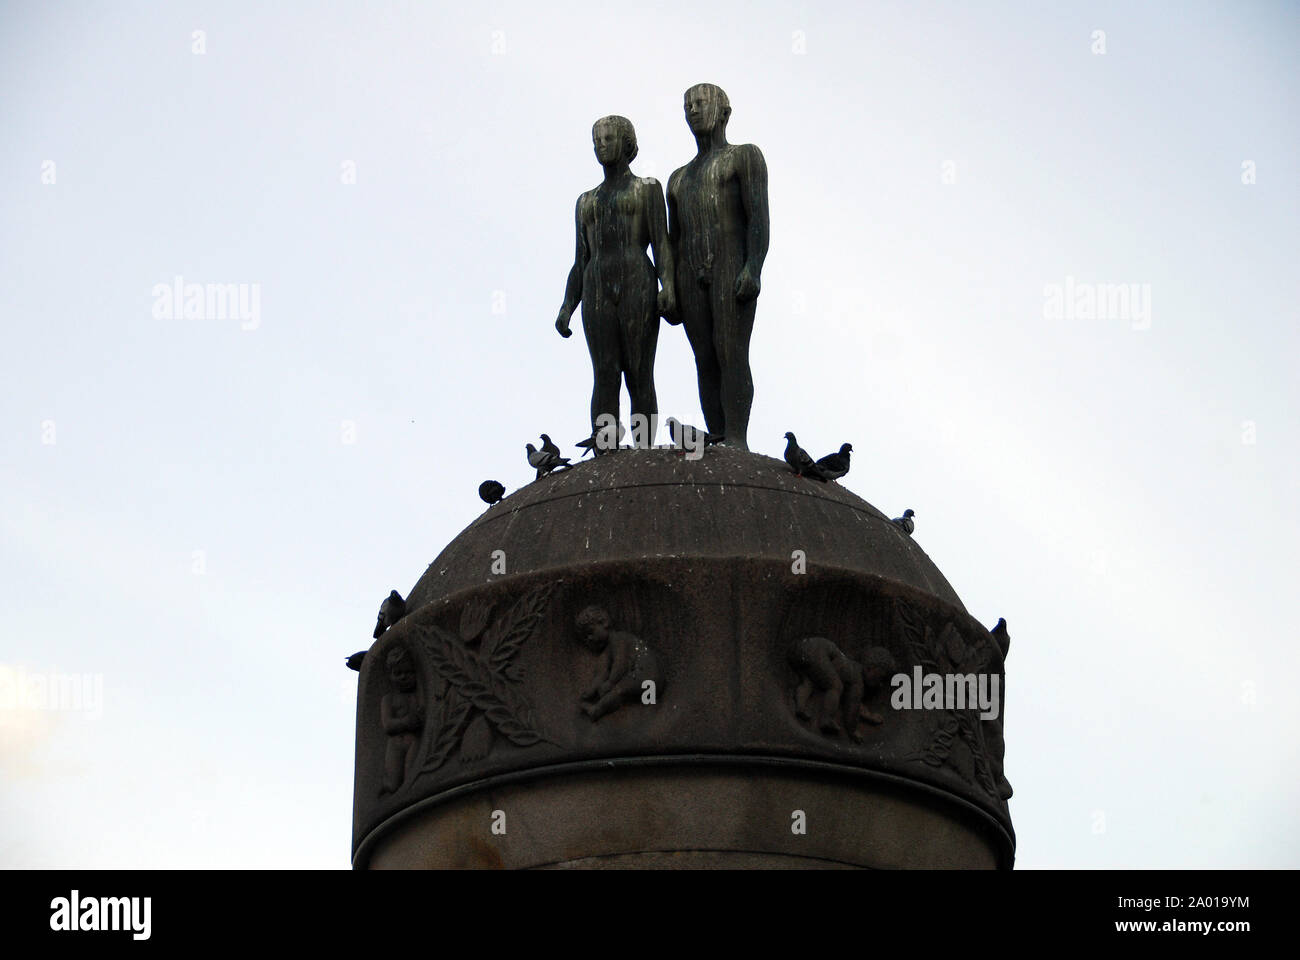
737,145,769,297
665,170,681,256
607,638,631,687
582,656,606,698
646,179,676,319
380,695,402,734
594,648,615,695
556,196,588,335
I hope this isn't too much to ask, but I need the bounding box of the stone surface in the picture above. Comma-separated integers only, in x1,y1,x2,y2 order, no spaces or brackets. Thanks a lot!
363,765,1001,869
354,447,1013,868
407,447,964,612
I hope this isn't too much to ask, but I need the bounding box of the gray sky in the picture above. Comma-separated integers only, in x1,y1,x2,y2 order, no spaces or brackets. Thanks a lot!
1,0,1296,868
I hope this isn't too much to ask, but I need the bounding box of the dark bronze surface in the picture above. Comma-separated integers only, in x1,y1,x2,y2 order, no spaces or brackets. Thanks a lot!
667,84,769,450
556,116,674,439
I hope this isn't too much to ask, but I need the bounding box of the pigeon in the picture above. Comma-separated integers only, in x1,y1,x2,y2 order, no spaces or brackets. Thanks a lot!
815,443,853,480
478,480,506,505
576,421,626,457
665,417,722,452
526,443,571,479
891,509,915,535
540,434,561,458
783,432,828,481
345,651,366,671
990,618,1010,657
373,589,407,640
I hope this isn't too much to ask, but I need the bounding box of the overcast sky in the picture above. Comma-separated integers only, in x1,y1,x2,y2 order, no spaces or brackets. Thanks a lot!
2,0,1297,868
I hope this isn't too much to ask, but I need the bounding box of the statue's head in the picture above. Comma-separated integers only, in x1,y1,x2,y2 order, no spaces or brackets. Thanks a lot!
386,645,417,692
575,605,612,651
860,647,897,685
592,116,638,166
683,83,730,135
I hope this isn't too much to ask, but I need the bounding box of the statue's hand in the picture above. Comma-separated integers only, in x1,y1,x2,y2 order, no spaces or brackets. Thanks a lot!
657,287,679,324
555,312,572,338
734,266,760,302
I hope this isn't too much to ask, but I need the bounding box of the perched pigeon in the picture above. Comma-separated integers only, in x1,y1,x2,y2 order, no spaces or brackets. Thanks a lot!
539,434,562,458
373,589,407,640
665,417,722,452
783,432,828,481
478,480,506,505
345,651,366,672
990,617,1010,657
891,509,915,535
576,421,626,457
526,443,571,479
815,443,853,480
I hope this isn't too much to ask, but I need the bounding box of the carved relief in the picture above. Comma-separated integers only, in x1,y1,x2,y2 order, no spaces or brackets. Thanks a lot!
895,600,1011,800
355,559,1015,869
412,582,556,776
788,637,895,741
379,644,424,795
574,605,662,721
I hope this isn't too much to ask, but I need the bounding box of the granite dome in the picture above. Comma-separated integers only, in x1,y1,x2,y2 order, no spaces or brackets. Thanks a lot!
408,446,964,613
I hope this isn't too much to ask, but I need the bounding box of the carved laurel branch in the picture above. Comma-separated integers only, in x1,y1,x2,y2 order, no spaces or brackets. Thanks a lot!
895,600,999,797
423,690,472,773
459,596,495,644
482,582,554,669
418,583,555,773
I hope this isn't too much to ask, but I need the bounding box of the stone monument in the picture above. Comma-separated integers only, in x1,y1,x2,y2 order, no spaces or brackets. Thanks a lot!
351,87,1013,869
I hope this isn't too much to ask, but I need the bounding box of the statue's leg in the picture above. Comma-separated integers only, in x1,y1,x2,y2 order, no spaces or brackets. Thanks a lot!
622,271,660,446
587,682,631,721
712,281,756,451
820,671,846,734
678,275,723,436
840,662,865,741
811,653,845,734
383,739,403,794
612,673,644,708
582,302,621,433
801,651,837,731
794,676,814,720
402,733,419,783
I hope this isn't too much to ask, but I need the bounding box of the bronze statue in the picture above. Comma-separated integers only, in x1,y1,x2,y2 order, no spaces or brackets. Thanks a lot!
556,116,675,444
667,84,769,450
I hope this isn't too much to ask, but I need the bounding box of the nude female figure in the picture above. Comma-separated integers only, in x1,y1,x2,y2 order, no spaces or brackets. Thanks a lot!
556,116,676,445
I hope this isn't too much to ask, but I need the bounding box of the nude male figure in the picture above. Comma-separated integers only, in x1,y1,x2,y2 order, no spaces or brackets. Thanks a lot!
556,116,675,444
666,84,769,450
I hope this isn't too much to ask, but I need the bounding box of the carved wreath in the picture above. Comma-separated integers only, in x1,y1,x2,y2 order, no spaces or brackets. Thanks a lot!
417,582,555,773
895,600,1000,798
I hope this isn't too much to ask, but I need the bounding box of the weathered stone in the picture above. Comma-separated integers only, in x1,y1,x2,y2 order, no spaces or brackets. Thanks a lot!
353,448,1014,868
